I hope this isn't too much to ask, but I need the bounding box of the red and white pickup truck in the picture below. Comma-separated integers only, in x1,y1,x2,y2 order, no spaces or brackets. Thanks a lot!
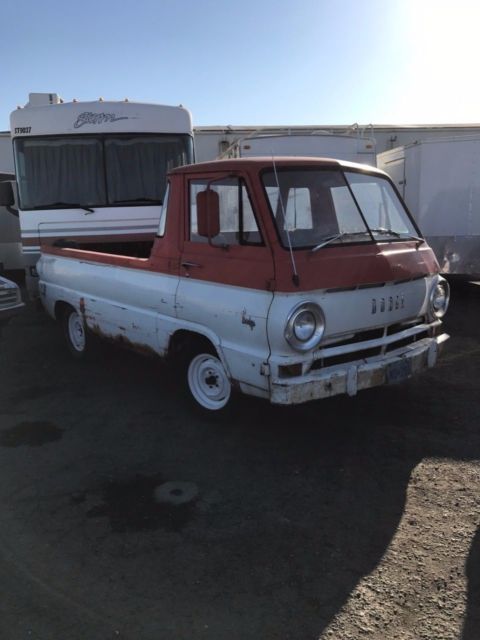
37,157,450,412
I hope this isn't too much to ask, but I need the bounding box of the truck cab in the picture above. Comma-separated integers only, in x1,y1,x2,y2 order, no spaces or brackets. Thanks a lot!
38,157,449,411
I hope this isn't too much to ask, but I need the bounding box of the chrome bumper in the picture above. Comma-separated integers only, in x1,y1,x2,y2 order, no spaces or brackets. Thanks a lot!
270,334,449,405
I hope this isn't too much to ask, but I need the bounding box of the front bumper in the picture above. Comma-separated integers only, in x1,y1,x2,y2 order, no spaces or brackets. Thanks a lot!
270,334,449,405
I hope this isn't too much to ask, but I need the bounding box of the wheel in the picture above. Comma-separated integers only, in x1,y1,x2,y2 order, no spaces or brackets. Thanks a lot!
62,306,88,359
183,346,232,414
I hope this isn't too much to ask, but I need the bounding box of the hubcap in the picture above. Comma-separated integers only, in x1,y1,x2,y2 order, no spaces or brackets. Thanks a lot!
68,312,86,352
188,353,231,410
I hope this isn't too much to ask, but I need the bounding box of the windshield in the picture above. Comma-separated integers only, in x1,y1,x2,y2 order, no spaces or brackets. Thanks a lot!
261,167,419,249
344,171,419,240
14,134,193,210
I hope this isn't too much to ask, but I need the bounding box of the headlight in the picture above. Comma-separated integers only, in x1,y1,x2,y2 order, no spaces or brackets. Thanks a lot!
285,302,325,351
429,277,450,319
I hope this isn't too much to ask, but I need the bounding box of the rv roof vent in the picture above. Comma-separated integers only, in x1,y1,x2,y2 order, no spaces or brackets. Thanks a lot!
26,93,61,107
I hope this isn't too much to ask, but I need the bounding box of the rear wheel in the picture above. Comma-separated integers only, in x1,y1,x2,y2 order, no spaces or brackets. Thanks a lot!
62,306,88,359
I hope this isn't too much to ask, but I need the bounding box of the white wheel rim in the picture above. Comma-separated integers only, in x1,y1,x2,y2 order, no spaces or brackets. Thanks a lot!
187,353,231,410
68,312,86,352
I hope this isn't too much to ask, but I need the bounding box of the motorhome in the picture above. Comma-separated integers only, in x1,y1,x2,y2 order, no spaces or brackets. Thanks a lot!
3,93,193,295
378,136,480,279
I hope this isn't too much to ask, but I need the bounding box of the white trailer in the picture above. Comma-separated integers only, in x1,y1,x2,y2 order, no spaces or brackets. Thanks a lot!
0,171,22,272
227,133,376,166
0,134,22,272
4,93,193,295
378,136,480,279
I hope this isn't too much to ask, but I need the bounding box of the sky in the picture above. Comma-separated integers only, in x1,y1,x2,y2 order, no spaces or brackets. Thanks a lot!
1,0,480,130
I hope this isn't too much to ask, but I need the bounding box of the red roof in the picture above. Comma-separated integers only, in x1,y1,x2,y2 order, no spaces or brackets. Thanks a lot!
171,156,386,176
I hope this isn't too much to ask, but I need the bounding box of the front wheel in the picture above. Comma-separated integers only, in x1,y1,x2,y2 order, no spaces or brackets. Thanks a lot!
62,306,88,359
185,349,232,413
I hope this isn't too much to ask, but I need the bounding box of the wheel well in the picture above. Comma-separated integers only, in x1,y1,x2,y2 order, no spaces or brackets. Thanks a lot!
54,300,74,320
168,330,217,359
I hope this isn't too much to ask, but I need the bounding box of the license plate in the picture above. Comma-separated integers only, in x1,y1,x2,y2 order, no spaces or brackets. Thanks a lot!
386,358,412,384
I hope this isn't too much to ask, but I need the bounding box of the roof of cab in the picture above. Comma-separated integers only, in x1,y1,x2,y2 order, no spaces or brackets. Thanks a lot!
170,156,388,176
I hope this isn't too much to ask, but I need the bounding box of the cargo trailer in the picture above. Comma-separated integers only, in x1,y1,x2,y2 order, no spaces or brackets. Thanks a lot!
378,136,480,279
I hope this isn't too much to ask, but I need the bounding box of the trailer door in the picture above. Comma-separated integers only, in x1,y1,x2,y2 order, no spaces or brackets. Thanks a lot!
383,156,406,198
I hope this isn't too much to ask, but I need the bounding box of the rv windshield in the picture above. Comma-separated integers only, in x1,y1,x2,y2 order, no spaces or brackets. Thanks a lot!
262,168,419,249
14,134,193,210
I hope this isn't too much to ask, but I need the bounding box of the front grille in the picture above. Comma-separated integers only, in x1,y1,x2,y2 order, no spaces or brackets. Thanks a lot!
385,330,429,353
387,318,425,336
329,327,384,348
0,290,18,307
311,317,430,371
312,347,381,370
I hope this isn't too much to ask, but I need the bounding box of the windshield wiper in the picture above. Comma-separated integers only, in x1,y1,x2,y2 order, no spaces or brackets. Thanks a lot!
112,198,163,205
311,231,371,252
44,202,95,213
369,227,424,243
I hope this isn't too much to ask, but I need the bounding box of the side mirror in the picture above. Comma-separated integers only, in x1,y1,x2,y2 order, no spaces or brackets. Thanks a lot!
197,189,220,239
0,181,14,207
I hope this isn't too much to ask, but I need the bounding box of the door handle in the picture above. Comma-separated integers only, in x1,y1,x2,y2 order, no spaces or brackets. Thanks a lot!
181,261,201,268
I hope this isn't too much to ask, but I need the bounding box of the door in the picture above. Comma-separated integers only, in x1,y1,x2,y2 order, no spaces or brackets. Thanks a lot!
384,156,406,197
176,174,275,388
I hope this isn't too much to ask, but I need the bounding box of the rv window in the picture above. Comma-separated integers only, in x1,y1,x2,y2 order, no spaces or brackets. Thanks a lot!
105,135,191,204
13,134,193,211
15,137,106,209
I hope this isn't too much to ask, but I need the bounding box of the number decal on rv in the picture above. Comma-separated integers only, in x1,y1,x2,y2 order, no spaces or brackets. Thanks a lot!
14,127,31,134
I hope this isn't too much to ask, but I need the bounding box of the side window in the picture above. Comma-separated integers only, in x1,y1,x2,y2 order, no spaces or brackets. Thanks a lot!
157,182,170,237
189,178,263,246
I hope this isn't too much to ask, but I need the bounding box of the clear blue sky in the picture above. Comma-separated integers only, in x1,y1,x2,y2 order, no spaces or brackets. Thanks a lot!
1,0,479,130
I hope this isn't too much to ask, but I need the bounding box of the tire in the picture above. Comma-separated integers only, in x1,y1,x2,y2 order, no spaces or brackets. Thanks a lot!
180,343,233,415
61,306,89,359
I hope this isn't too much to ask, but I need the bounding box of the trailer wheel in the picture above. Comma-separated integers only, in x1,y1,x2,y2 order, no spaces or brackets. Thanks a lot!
179,342,232,414
62,306,89,359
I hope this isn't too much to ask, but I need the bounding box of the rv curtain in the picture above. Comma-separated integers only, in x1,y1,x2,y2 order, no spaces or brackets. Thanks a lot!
16,138,106,209
105,136,189,204
15,134,192,210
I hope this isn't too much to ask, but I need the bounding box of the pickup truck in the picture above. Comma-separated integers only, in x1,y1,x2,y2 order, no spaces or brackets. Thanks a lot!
37,157,450,412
